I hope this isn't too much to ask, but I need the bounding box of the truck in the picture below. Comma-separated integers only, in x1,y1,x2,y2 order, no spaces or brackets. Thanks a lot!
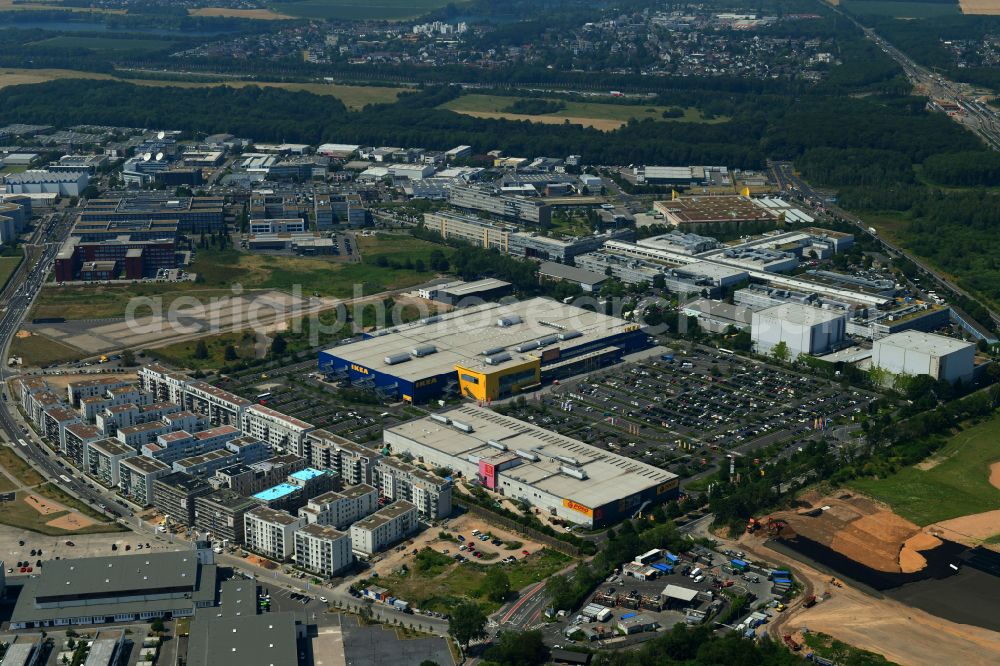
803,595,817,608
783,634,801,651
391,598,410,612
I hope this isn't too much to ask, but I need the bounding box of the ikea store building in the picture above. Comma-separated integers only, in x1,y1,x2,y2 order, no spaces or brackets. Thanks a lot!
317,298,646,403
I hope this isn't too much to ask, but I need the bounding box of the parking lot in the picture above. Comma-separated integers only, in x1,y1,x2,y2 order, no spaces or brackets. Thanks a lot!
219,361,424,444
500,347,876,474
548,545,781,649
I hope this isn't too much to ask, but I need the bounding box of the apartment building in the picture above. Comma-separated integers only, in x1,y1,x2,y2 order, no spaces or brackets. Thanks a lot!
193,489,258,545
374,458,452,520
153,472,213,526
349,500,419,556
298,484,377,530
241,404,314,457
118,456,171,506
85,438,137,488
294,524,352,577
306,430,377,485
244,506,305,560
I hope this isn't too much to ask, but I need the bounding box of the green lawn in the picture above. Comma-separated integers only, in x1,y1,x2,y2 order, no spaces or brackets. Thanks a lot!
0,255,21,290
147,328,260,371
441,94,726,128
850,411,1000,525
10,333,85,366
30,36,177,52
0,447,45,486
378,548,571,614
270,0,465,20
842,1,960,17
802,632,900,666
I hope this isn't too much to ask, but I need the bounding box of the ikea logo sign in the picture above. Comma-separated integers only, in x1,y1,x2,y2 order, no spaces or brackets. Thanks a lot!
351,364,370,375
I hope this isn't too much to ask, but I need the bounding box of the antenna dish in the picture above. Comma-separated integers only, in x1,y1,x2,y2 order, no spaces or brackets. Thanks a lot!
157,131,166,140
143,152,152,162
155,152,164,161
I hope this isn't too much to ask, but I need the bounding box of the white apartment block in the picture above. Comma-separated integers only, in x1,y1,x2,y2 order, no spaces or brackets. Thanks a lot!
118,456,171,506
85,438,137,488
294,523,353,577
374,459,452,520
349,500,419,556
299,484,377,530
244,506,305,561
242,404,314,457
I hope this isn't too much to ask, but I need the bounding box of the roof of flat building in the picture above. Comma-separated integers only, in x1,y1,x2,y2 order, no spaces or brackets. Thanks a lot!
754,302,846,326
253,483,299,502
246,505,301,526
120,456,171,473
386,405,676,511
323,298,635,381
352,500,416,531
874,330,974,356
33,551,200,600
186,610,299,666
289,467,328,482
247,403,314,430
298,522,347,540
88,438,136,456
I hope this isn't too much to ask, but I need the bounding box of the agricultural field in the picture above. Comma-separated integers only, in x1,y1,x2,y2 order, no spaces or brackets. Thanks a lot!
0,68,403,111
269,0,465,21
29,36,178,53
188,7,293,19
960,0,1000,14
842,0,960,18
850,412,1000,526
440,94,724,131
0,0,124,12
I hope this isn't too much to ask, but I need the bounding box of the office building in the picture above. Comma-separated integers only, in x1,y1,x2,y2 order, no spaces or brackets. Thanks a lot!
423,210,515,252
319,298,645,403
653,195,777,227
448,184,551,225
294,523,353,577
751,302,846,358
244,506,306,560
79,194,224,233
872,331,975,385
383,405,680,528
537,262,607,293
574,251,664,286
9,550,218,629
349,500,419,555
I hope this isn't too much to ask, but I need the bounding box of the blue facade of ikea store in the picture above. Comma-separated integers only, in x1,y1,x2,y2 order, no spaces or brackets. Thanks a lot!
317,327,648,403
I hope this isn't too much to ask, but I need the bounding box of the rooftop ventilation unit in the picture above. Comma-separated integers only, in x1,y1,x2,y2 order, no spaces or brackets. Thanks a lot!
497,315,522,328
481,346,506,356
558,330,583,341
554,454,580,467
452,420,474,433
515,449,540,462
515,341,540,353
487,440,508,451
538,335,558,346
410,345,437,357
422,316,441,325
485,352,512,365
560,465,588,480
384,353,411,366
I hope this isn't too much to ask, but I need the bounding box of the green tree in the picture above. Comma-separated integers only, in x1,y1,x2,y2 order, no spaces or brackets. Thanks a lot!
771,341,790,362
481,568,511,603
545,574,575,611
151,617,165,633
269,333,287,357
448,601,487,650
223,344,239,362
120,348,136,367
482,630,548,665
193,340,209,360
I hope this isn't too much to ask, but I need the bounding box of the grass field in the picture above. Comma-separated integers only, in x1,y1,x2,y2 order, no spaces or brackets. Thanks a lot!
440,94,724,131
850,411,1000,525
30,283,238,321
148,328,259,370
379,548,571,614
0,488,124,536
0,0,124,13
842,0,960,17
10,332,85,366
270,0,464,20
0,447,46,487
29,36,178,53
0,255,21,290
0,68,403,111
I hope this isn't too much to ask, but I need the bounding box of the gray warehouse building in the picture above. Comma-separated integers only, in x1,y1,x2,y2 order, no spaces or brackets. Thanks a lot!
751,302,846,358
872,331,975,385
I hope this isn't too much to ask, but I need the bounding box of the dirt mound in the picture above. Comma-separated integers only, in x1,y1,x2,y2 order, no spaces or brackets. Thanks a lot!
25,494,68,515
772,493,930,573
46,512,97,531
928,510,1000,547
990,461,1000,491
